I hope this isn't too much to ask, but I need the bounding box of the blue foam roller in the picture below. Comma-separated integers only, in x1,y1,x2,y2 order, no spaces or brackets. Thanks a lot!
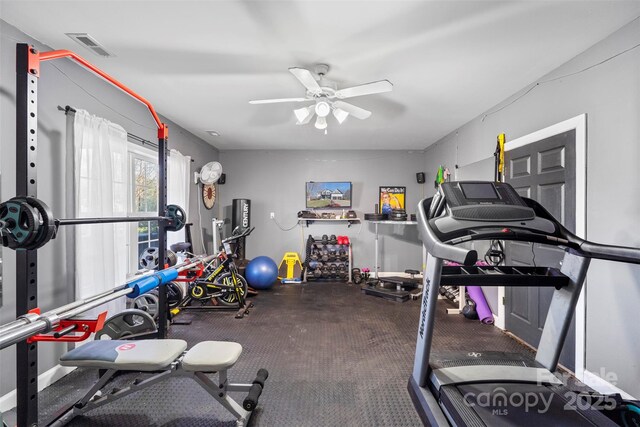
127,268,179,298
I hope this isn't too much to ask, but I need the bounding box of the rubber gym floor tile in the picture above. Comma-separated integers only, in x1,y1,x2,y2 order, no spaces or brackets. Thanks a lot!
27,282,532,426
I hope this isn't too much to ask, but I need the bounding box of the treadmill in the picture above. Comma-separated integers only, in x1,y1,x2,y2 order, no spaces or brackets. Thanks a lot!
408,181,640,426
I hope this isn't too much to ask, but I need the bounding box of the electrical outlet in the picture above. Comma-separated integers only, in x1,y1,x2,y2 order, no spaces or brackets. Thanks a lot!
270,212,275,219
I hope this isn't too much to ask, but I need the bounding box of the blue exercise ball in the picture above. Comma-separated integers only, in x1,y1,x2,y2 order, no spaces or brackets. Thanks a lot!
245,256,278,289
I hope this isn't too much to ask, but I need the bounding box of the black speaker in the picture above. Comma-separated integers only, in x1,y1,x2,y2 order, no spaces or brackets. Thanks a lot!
218,173,226,185
416,172,425,184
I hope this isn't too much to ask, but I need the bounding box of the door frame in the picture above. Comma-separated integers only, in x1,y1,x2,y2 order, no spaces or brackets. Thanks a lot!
494,114,586,380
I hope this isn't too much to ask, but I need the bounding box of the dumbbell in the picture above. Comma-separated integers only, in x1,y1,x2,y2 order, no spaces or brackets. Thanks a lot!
313,268,322,278
321,266,330,277
308,261,322,270
329,234,337,244
338,265,347,279
329,263,338,276
322,234,329,244
321,250,329,262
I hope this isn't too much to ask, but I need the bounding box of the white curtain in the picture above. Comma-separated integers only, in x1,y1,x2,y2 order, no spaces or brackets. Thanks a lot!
167,149,191,249
73,110,128,317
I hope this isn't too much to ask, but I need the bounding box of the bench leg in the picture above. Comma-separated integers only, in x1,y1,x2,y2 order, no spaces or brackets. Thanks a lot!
193,371,253,426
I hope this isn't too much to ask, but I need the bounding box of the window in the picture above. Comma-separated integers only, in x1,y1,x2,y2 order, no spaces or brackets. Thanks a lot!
130,153,159,261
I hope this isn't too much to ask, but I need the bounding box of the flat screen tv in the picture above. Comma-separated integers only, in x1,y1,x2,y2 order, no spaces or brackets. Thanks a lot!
306,182,352,209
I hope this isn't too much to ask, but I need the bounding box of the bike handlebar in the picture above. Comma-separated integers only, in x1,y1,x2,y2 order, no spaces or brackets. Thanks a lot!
222,227,255,243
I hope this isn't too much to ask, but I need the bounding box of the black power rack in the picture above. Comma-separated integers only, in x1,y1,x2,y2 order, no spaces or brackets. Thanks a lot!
11,44,171,426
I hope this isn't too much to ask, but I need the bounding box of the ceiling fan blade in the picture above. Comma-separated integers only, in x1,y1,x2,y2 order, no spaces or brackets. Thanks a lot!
332,101,372,120
335,80,393,99
249,97,310,104
289,67,322,95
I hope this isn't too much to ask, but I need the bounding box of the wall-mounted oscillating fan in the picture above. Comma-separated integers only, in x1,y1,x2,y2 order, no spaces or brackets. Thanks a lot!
194,161,223,185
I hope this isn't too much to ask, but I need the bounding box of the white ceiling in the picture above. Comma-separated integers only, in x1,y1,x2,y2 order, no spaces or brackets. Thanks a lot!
1,1,638,150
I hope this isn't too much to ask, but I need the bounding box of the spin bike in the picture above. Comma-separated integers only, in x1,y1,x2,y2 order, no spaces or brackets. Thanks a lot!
178,227,254,318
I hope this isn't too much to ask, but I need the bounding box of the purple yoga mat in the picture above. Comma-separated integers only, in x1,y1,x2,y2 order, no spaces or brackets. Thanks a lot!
467,286,494,325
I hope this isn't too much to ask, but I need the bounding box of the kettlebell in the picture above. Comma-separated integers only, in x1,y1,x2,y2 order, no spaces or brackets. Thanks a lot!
462,300,479,320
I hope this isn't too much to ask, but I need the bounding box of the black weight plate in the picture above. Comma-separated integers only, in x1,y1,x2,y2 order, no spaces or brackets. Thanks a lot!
166,281,184,308
24,197,57,250
0,198,39,249
166,204,186,232
364,213,384,221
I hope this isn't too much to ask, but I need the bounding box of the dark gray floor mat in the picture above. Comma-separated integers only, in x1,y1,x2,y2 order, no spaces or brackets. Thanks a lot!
11,282,534,426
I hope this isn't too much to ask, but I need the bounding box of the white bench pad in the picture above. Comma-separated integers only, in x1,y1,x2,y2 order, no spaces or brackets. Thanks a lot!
182,341,242,372
60,339,187,371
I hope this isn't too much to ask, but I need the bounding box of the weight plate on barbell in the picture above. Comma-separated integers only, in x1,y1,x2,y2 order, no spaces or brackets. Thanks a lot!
24,196,57,250
166,204,186,232
0,198,39,249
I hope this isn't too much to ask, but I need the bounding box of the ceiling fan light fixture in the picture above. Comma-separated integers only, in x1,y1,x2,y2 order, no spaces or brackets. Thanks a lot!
294,107,311,123
315,116,327,130
315,101,331,118
333,108,349,124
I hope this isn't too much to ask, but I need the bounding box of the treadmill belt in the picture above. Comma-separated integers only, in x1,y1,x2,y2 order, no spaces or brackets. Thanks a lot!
441,383,615,427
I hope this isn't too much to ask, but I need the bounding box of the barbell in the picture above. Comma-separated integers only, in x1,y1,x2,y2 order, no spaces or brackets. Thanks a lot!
0,253,215,350
0,196,186,250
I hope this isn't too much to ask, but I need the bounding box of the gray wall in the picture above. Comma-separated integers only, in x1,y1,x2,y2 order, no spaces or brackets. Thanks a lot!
0,20,219,399
218,150,426,273
425,19,640,396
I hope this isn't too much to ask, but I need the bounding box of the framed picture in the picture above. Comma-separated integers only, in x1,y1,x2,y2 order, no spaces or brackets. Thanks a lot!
379,186,406,214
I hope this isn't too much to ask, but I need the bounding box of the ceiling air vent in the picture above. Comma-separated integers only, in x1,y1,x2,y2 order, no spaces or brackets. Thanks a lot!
65,33,114,57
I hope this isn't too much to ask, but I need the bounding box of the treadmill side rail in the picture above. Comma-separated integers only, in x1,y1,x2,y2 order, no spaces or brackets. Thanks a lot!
408,376,450,427
430,366,563,389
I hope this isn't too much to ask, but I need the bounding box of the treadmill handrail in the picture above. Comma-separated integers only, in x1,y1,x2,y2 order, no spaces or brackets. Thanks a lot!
523,198,640,265
417,190,640,266
417,197,478,266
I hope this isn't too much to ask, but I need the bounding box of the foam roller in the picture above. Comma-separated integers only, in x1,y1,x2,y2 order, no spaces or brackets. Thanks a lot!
242,368,269,410
243,383,263,411
253,368,269,388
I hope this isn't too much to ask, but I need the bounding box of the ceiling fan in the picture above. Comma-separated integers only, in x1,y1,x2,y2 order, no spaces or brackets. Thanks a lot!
249,64,393,131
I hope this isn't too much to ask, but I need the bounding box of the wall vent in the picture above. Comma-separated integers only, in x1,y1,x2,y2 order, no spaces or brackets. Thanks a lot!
65,33,114,57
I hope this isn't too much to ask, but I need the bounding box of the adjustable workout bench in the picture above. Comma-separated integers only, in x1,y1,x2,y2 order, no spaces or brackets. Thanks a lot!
48,339,268,427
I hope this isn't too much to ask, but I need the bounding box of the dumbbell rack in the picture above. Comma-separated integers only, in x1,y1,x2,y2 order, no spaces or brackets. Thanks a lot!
303,236,353,283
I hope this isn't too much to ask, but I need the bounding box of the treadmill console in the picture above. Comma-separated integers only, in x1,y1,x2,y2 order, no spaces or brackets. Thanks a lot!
430,181,535,222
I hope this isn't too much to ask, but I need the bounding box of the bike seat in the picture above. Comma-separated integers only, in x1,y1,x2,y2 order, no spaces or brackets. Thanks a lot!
170,242,192,253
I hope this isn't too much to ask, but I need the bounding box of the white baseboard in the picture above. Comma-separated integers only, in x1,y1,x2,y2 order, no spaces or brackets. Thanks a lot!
583,369,636,400
0,364,75,412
